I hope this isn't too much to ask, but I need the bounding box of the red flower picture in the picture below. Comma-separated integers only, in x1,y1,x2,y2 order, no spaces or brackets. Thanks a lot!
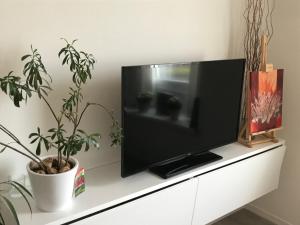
249,69,284,134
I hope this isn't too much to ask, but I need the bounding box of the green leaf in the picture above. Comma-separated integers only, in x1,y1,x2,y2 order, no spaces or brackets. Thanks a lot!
48,128,56,132
84,143,90,152
77,129,86,135
37,73,42,85
11,181,32,198
0,211,5,225
28,72,34,87
33,74,38,90
40,88,48,96
43,138,49,150
87,67,91,79
7,182,32,215
23,87,32,98
21,54,31,61
36,141,41,155
30,137,38,144
0,146,7,153
13,93,21,107
58,47,66,57
62,56,68,65
90,133,100,137
71,39,78,45
0,195,20,225
51,133,56,140
58,145,64,152
7,71,14,76
28,133,37,139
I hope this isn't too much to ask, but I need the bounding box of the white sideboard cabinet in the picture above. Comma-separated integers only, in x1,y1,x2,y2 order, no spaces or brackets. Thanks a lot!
192,144,285,225
17,141,285,225
72,178,198,225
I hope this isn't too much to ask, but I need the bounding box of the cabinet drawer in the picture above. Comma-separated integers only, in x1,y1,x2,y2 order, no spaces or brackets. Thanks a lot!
192,146,286,225
72,178,197,225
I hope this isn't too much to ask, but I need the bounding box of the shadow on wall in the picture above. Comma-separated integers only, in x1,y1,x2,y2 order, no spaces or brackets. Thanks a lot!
228,0,245,58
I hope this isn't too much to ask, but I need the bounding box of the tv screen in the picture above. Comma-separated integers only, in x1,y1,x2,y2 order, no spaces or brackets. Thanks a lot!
121,59,245,177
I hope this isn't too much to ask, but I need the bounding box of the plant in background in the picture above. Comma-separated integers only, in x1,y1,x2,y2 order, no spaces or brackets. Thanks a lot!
136,92,153,112
137,92,153,102
0,181,32,225
0,39,122,174
167,96,182,110
167,96,182,121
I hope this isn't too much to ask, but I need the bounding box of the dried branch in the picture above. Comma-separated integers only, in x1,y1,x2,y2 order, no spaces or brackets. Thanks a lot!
241,0,276,126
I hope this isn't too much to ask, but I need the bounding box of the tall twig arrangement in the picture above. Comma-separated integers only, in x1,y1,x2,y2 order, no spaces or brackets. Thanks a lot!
241,0,275,126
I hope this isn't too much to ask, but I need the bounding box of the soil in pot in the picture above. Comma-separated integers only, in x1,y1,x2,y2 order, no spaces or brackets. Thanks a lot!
30,157,74,175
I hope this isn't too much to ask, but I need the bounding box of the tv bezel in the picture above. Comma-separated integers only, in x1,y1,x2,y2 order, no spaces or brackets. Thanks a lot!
121,58,245,178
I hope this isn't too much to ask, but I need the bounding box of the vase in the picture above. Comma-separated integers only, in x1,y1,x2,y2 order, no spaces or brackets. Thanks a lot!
26,156,79,212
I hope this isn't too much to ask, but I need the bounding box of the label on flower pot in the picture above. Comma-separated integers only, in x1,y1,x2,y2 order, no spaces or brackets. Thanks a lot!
74,167,85,197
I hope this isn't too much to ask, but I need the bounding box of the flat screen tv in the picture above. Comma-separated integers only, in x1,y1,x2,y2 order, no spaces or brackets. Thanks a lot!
121,59,245,178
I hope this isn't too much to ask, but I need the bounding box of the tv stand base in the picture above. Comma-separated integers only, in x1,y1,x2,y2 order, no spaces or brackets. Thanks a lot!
149,152,222,179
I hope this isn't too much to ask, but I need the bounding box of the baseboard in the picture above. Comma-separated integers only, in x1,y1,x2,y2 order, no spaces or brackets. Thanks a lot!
246,204,293,225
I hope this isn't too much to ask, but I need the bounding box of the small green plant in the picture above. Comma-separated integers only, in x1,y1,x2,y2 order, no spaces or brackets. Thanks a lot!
137,92,153,101
167,96,182,109
0,181,32,225
0,39,122,174
136,92,153,112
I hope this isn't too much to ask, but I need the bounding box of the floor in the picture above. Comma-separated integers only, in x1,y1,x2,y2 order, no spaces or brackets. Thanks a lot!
212,209,276,225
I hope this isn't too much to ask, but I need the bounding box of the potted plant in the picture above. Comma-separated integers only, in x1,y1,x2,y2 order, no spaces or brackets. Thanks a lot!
0,39,122,212
136,92,153,112
0,180,32,225
167,96,182,120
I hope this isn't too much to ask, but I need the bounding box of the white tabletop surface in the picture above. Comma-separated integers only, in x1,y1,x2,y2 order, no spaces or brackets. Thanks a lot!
15,140,284,225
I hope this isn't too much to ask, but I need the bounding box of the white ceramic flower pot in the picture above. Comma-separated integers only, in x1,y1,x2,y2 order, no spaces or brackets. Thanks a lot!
26,156,79,212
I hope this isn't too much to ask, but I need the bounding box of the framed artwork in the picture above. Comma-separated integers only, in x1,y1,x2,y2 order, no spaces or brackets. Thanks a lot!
248,69,284,134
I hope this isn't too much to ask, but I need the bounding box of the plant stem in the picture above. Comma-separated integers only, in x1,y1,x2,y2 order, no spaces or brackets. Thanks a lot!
41,93,63,169
58,150,62,168
65,102,118,162
75,102,115,133
65,102,90,164
0,124,42,163
86,103,115,121
76,103,90,129
80,103,111,126
41,95,59,123
32,91,62,169
0,124,19,142
75,89,80,125
65,85,82,164
0,142,40,164
17,141,44,163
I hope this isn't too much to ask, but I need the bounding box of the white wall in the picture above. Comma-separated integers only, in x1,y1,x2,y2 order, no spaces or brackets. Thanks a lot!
250,1,300,224
0,0,245,181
